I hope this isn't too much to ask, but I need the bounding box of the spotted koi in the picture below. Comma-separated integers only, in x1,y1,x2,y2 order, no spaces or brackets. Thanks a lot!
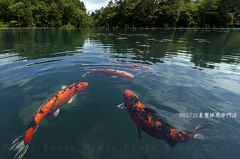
10,82,88,159
82,68,134,78
111,60,153,70
118,90,213,147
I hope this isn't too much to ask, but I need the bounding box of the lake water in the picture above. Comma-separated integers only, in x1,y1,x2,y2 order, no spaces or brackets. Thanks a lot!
0,28,240,159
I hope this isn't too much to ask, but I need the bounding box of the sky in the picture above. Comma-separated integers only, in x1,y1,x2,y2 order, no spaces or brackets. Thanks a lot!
81,0,110,13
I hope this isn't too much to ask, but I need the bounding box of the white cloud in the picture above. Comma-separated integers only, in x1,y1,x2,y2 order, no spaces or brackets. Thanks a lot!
81,0,110,12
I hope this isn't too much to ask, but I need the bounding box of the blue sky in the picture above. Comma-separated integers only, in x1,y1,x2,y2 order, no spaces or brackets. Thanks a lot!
81,0,110,13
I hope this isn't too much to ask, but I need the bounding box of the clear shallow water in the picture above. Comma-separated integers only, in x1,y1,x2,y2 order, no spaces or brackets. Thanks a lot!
0,29,240,159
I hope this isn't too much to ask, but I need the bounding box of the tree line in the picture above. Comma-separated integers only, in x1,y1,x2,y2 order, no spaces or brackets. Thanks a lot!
0,0,239,28
0,0,93,27
91,0,240,28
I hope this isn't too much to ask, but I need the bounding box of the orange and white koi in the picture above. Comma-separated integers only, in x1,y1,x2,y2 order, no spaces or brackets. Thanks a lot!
82,68,134,78
117,90,213,147
110,60,153,70
10,82,88,159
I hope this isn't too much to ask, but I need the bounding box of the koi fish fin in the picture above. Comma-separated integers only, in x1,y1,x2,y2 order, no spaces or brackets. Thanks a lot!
53,108,60,118
192,122,213,141
136,125,141,140
61,86,67,89
144,108,176,129
111,76,118,78
117,103,127,109
34,125,39,133
68,95,76,103
10,131,29,159
82,70,92,77
193,122,213,132
143,108,160,119
193,133,204,141
143,108,157,114
165,138,177,147
10,131,27,151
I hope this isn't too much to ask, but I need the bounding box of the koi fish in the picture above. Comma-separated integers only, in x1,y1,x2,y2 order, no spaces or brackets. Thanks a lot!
82,68,134,78
117,90,213,147
110,60,153,70
10,82,88,159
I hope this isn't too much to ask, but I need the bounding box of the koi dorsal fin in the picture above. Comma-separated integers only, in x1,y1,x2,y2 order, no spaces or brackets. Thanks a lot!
34,125,39,133
144,108,176,129
143,107,157,114
143,107,159,118
143,108,161,120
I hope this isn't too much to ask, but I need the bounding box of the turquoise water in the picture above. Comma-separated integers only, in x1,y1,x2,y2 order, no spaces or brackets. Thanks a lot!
1,28,240,159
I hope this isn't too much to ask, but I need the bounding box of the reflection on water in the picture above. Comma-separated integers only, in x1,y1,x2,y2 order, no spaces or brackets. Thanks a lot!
0,29,240,159
1,29,239,72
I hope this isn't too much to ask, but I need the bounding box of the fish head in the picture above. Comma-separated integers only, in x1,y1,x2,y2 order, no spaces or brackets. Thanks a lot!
123,72,134,78
74,82,88,93
123,90,140,108
144,66,153,70
128,74,134,78
138,65,153,70
124,89,135,99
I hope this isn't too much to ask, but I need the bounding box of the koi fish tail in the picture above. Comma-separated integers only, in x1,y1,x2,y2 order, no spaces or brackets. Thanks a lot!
192,122,213,141
193,122,213,132
82,69,92,77
10,131,29,159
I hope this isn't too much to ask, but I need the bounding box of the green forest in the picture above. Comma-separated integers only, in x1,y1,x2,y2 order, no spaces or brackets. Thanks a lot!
0,0,240,28
0,0,92,27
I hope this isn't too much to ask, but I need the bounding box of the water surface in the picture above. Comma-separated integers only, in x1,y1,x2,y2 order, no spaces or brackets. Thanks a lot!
0,28,240,159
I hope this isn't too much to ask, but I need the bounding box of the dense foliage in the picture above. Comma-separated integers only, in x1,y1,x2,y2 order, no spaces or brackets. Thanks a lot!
0,0,93,27
0,0,239,28
91,0,240,28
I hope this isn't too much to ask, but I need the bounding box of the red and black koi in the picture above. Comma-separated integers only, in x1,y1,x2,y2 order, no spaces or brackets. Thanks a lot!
111,60,153,70
10,82,88,159
117,90,213,147
82,68,134,78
